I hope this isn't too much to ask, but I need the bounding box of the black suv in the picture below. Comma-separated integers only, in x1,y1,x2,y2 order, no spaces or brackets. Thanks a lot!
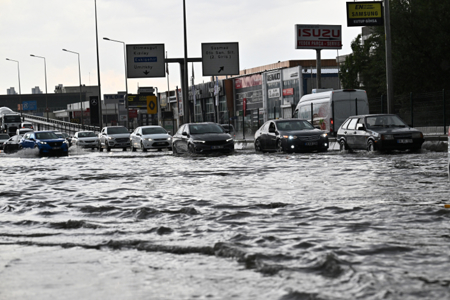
98,126,130,152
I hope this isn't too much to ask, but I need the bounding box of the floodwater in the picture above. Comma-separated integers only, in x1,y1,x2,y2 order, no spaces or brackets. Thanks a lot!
0,146,449,300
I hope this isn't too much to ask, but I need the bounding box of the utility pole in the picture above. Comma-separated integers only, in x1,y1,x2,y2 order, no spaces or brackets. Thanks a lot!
384,0,394,113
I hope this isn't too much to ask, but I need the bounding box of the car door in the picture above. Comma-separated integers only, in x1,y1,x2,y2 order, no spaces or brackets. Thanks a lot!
354,119,370,149
266,122,278,150
131,128,139,148
173,125,187,153
344,118,359,149
21,133,35,148
256,122,268,150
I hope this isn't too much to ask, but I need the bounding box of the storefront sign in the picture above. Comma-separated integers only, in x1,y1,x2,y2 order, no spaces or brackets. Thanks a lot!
347,2,383,27
295,24,342,49
235,74,262,89
283,88,294,96
268,88,280,98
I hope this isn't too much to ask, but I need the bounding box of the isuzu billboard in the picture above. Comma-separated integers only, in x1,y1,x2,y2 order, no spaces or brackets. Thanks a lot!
295,25,342,50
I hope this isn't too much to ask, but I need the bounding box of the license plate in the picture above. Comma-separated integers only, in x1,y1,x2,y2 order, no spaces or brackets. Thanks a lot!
53,147,61,150
397,139,413,143
211,145,223,149
305,142,318,146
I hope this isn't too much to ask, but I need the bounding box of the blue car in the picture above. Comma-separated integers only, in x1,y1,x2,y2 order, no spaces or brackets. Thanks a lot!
20,131,69,156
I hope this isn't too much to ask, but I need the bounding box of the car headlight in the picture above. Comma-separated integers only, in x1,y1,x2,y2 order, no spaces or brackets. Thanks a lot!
167,137,172,141
412,132,423,139
282,135,297,140
39,141,47,145
382,134,394,140
226,138,233,142
145,138,153,141
193,140,205,143
321,133,328,138
63,140,68,144
108,136,114,140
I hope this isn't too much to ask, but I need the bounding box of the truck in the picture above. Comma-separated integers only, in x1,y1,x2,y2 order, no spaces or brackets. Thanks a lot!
293,89,370,136
0,107,22,136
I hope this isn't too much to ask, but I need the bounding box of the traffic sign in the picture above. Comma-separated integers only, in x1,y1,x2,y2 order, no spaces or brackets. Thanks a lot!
126,44,165,78
202,42,239,76
146,96,157,114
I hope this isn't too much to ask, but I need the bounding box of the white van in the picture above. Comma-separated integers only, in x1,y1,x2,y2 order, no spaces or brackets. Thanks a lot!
293,89,369,136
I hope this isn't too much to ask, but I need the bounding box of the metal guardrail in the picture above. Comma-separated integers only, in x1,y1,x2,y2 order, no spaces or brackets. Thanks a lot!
22,113,100,136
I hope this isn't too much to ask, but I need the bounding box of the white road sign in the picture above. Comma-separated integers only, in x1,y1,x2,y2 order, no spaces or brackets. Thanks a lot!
202,42,239,76
126,44,165,78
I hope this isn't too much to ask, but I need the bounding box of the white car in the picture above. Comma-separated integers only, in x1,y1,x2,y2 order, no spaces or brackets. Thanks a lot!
72,131,99,149
130,125,172,152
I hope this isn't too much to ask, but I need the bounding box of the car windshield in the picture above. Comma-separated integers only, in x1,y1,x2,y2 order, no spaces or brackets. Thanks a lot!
78,132,96,137
0,134,10,139
35,132,59,139
4,115,21,122
189,124,224,134
142,127,167,135
276,120,314,131
108,127,128,134
366,115,407,128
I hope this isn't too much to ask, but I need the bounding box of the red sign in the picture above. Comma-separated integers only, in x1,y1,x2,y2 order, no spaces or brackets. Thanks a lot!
235,74,263,89
295,24,342,50
243,98,247,116
128,109,138,118
283,88,294,96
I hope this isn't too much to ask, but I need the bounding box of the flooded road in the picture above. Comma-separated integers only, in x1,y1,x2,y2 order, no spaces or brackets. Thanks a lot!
0,147,449,300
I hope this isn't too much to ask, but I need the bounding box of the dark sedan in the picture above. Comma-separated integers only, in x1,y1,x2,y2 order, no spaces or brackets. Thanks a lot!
254,119,329,153
337,114,424,152
172,123,234,155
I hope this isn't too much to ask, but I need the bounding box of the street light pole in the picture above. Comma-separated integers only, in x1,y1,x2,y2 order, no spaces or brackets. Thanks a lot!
6,58,22,111
30,54,49,122
103,37,129,127
62,49,84,126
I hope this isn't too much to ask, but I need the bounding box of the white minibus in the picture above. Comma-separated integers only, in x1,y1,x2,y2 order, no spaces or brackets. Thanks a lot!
293,89,369,136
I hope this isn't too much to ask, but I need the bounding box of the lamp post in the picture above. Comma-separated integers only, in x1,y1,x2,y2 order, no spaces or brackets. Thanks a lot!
5,58,22,111
30,54,49,122
103,37,129,127
62,48,84,126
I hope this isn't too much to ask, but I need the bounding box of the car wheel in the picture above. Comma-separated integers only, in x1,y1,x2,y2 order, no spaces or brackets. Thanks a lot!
141,142,147,152
131,144,136,152
367,140,375,152
98,142,103,152
276,139,284,153
254,139,263,153
339,140,347,151
106,145,111,152
122,147,127,151
188,143,196,154
172,145,178,155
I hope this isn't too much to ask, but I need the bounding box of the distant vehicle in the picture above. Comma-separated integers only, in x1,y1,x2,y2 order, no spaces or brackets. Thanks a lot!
172,123,234,155
16,128,34,136
0,133,10,148
130,125,172,152
337,114,425,152
2,134,22,154
220,124,236,139
20,122,33,130
72,131,99,149
254,119,329,153
293,89,369,136
20,131,69,156
0,107,22,136
98,126,130,152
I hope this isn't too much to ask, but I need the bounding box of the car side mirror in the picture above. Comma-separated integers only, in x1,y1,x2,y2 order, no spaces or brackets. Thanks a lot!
314,126,321,130
182,132,188,136
168,131,171,135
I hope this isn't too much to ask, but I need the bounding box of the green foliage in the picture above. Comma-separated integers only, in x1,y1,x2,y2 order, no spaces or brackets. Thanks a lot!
340,0,450,97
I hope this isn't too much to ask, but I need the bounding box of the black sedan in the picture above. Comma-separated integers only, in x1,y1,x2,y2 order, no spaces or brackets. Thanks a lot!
172,123,234,155
2,134,22,154
254,119,329,153
337,114,424,152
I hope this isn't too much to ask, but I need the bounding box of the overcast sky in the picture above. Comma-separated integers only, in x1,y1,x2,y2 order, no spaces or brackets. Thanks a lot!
1,0,362,97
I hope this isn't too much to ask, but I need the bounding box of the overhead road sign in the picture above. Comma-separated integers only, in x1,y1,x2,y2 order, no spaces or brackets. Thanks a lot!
347,1,383,27
202,42,239,76
126,44,165,78
295,25,342,50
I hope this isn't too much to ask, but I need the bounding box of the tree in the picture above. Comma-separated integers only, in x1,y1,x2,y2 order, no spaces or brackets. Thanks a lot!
340,0,450,97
